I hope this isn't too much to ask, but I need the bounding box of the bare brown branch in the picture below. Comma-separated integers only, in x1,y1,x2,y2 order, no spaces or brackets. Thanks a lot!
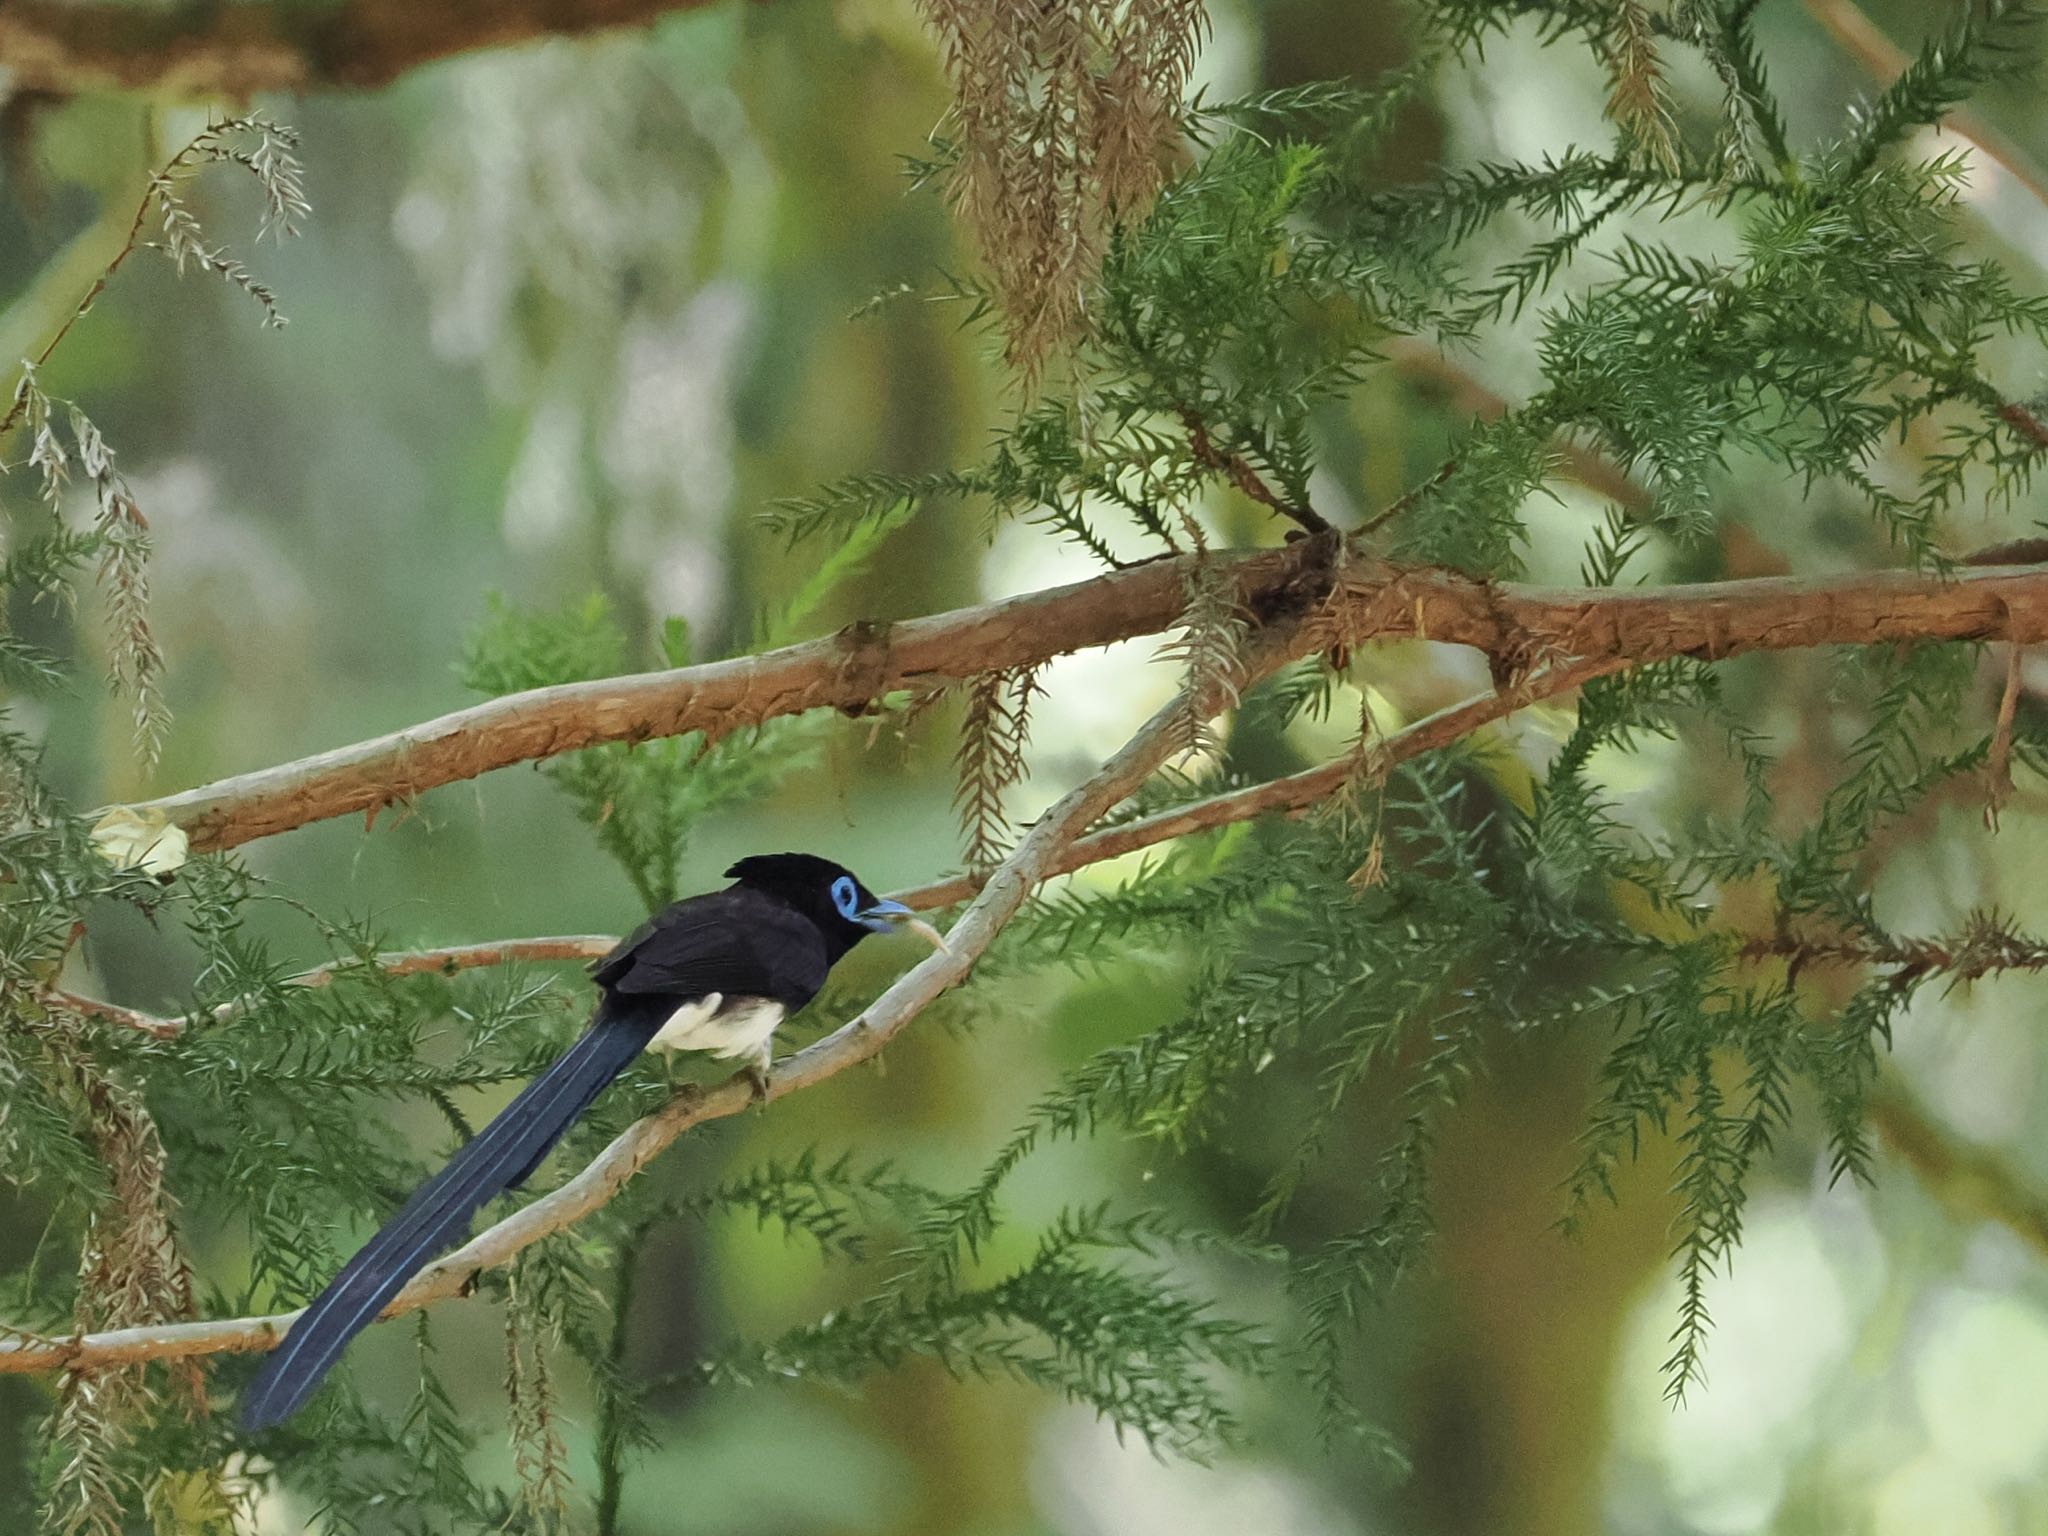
130,555,2048,854
290,935,620,989
130,539,1334,852
0,0,719,99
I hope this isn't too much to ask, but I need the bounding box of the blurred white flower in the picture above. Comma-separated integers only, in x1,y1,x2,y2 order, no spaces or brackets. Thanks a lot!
1914,1291,2048,1483
1036,1408,1359,1536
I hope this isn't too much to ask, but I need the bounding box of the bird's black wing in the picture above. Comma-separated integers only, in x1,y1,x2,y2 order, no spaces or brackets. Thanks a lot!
239,993,670,1431
593,886,831,1010
243,889,834,1432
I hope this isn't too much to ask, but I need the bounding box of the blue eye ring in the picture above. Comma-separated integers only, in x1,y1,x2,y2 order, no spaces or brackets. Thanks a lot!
830,875,859,920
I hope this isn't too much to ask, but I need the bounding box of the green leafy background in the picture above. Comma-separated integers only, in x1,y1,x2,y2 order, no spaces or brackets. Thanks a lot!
6,2,2048,1533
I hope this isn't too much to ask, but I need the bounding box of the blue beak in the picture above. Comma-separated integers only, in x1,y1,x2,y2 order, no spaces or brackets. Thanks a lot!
858,898,914,933
859,899,949,951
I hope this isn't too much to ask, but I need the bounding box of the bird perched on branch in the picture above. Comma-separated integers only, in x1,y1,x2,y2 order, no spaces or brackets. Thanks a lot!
239,853,947,1431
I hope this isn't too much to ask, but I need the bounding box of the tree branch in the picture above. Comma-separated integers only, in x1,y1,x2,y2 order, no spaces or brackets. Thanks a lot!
0,610,1320,1377
1871,1072,2048,1260
31,639,2048,1370
0,0,719,100
48,937,623,1041
1178,407,1333,536
131,554,2048,854
64,657,1623,1041
128,539,1331,852
289,935,622,989
48,993,183,1042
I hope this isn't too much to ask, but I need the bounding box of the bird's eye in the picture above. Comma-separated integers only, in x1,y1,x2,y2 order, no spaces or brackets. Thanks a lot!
830,875,859,919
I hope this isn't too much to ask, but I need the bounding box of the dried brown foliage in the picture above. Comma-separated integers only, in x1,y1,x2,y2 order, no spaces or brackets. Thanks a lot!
1159,557,1248,756
918,0,1208,383
504,1272,571,1532
1605,1,1682,174
954,663,1044,871
69,410,168,770
144,116,306,327
8,373,168,767
43,1368,126,1536
39,1020,200,1536
1,114,303,771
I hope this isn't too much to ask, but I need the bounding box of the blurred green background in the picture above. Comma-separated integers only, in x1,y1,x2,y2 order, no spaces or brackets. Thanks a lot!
7,1,2048,1532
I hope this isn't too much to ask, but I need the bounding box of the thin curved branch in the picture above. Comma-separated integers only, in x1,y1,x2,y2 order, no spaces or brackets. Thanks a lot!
49,993,183,1041
48,937,623,1041
0,0,719,100
0,157,148,388
1178,406,1333,535
0,613,1319,1377
289,935,621,989
131,555,2048,855
1872,1072,2048,1260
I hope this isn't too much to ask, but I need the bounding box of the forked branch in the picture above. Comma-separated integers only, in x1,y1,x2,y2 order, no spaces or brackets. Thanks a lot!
133,554,2048,854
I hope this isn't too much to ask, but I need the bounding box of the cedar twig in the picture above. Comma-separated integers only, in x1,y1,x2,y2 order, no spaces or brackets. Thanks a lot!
1178,407,1333,536
1355,455,1458,538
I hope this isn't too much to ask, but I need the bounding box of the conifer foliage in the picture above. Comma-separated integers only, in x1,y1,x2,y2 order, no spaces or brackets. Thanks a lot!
4,4,2048,1531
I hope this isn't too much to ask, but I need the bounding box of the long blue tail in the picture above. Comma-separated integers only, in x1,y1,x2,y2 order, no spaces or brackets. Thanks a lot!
240,996,665,1431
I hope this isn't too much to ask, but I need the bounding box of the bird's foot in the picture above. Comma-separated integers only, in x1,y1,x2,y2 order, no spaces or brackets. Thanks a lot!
743,1048,773,1103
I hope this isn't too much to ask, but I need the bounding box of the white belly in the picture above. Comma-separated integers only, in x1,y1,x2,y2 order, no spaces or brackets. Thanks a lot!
647,993,786,1058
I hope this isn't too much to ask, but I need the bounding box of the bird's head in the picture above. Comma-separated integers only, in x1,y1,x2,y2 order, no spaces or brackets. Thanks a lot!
724,853,948,953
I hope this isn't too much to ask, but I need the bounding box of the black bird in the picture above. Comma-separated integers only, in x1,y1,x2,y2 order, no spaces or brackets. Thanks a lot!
239,853,945,1431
